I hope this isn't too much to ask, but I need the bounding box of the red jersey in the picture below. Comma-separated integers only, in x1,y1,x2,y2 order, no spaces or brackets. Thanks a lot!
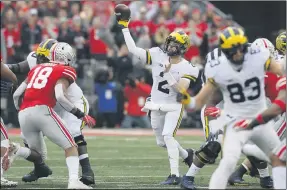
265,72,281,101
20,64,76,110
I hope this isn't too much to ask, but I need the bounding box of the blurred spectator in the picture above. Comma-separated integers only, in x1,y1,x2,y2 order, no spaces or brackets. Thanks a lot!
107,44,133,86
89,17,108,62
94,68,120,128
57,17,74,45
68,2,80,18
42,1,58,17
41,16,58,41
20,8,42,55
121,72,151,128
1,18,21,64
70,16,89,60
153,16,169,48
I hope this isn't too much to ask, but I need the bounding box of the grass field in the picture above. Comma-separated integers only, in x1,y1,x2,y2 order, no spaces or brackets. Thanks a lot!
4,129,265,189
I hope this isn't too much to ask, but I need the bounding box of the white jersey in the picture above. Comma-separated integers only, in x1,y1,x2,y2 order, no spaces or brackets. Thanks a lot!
26,52,86,105
148,47,199,104
205,47,271,118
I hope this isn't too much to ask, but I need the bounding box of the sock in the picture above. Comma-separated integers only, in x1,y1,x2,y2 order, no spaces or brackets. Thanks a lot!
258,167,269,178
1,157,3,177
66,156,79,181
186,163,201,177
175,141,188,159
164,136,179,177
16,147,31,159
78,145,92,174
272,166,286,189
237,164,248,177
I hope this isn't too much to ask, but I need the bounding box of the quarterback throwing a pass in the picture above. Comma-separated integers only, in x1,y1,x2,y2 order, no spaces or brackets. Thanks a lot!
177,27,283,189
115,4,198,184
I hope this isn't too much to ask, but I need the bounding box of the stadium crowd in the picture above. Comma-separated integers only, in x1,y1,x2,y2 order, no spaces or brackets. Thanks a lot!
1,0,237,128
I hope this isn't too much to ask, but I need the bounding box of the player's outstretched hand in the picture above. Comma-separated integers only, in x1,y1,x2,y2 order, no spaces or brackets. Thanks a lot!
204,107,221,118
114,4,131,28
233,119,253,131
83,115,96,128
176,90,191,105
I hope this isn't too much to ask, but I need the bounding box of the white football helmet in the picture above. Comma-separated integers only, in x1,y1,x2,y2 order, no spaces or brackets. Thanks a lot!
251,38,278,58
48,42,76,66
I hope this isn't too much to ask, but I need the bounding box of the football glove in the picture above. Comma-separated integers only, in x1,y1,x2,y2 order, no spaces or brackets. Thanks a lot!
176,90,191,105
233,119,253,131
114,4,131,28
82,115,96,128
204,107,221,118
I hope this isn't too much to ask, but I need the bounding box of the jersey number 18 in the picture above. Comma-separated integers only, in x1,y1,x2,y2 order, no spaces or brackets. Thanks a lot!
27,67,53,89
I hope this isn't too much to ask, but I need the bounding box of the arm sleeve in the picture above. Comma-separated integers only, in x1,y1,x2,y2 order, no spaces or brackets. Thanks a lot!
54,83,76,112
8,60,30,73
13,82,27,110
61,67,77,84
122,28,152,65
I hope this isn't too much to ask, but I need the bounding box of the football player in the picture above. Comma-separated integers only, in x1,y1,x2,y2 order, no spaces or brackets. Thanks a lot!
177,27,283,189
179,38,278,190
8,39,95,185
234,55,286,189
13,43,95,189
0,59,18,187
115,4,198,185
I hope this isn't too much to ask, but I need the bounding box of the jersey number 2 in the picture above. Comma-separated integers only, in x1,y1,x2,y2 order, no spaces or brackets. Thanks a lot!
27,67,53,89
158,72,170,94
227,77,261,103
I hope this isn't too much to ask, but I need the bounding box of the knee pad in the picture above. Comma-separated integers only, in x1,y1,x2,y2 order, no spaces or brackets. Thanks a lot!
195,141,221,164
1,139,9,148
74,135,87,146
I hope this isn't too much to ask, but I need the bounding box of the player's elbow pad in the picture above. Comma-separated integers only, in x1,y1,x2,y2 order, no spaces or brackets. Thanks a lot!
55,84,75,112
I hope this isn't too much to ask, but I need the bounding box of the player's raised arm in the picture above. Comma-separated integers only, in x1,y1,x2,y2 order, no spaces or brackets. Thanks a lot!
55,66,96,127
1,60,18,85
115,4,149,64
7,60,30,74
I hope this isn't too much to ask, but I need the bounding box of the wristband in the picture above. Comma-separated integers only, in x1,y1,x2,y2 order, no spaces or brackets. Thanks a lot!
273,99,286,112
256,114,265,124
71,108,85,119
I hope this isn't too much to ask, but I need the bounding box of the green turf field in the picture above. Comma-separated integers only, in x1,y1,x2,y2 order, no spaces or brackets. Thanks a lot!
4,135,265,189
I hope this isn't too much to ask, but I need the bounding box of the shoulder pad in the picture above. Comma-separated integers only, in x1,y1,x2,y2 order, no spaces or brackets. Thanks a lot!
206,48,222,62
26,52,37,70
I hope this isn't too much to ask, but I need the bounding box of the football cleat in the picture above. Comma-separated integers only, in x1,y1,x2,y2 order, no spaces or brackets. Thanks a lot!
160,174,181,185
22,163,52,182
181,175,196,190
1,177,18,187
68,179,93,189
183,149,194,167
228,173,248,186
260,176,273,189
80,170,95,186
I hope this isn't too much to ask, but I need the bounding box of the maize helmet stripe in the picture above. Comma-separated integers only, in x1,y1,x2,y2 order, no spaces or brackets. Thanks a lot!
219,27,248,49
36,39,58,57
170,32,185,44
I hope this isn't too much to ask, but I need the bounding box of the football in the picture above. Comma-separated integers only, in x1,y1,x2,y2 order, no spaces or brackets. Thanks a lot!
114,4,131,21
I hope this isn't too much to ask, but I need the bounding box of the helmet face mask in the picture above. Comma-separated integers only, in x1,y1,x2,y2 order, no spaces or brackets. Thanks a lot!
222,43,248,65
163,31,190,57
